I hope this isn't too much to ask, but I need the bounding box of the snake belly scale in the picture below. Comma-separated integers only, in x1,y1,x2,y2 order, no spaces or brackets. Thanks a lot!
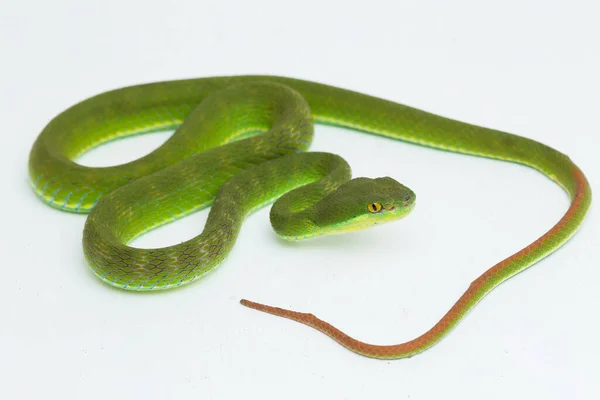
28,76,591,359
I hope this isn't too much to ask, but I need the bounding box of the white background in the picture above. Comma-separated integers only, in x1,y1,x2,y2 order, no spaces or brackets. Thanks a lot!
1,1,599,399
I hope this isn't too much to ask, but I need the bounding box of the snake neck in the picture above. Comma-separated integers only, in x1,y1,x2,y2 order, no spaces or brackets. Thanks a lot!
270,208,319,241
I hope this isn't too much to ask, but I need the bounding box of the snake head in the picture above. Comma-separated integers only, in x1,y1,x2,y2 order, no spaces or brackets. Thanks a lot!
313,177,415,235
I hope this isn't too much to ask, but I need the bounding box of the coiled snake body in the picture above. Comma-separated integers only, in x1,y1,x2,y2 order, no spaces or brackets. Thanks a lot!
28,76,591,359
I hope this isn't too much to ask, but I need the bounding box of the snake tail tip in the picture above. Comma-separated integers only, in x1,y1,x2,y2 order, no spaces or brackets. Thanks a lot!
240,299,293,316
240,299,270,312
240,299,315,324
239,298,272,311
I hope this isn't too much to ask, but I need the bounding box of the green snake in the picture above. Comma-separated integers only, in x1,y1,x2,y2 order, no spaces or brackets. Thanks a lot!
28,76,591,359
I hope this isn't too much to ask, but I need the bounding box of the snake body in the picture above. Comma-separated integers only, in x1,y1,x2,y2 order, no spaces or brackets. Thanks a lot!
29,76,591,359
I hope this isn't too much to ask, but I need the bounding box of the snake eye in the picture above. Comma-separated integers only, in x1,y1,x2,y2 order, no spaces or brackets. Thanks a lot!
367,203,383,213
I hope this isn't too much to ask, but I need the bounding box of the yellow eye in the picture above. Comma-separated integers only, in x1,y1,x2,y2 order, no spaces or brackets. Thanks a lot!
367,203,383,213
